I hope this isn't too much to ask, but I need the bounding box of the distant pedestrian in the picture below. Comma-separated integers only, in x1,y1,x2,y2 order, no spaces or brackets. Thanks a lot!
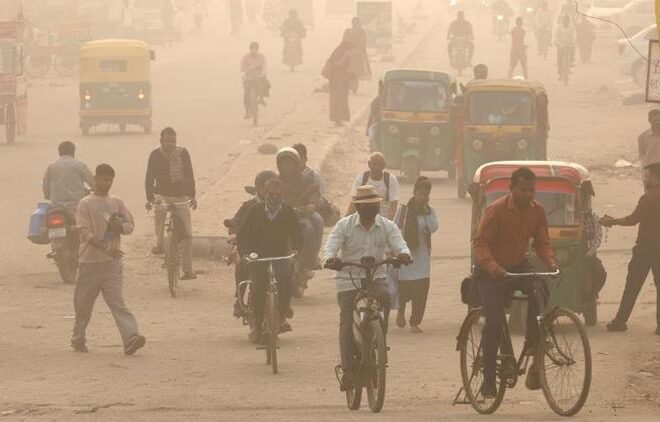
348,152,400,220
576,16,595,63
509,17,528,79
71,164,145,355
394,177,438,333
322,35,353,126
600,163,660,336
638,109,660,191
343,17,371,94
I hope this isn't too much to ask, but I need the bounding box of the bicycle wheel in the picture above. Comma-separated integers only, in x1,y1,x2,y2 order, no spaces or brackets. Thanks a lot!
266,291,279,374
251,97,259,126
459,309,506,415
346,365,363,410
365,320,387,413
166,233,179,298
537,308,591,416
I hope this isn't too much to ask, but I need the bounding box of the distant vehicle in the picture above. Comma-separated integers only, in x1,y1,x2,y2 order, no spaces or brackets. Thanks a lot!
618,23,657,86
611,0,655,38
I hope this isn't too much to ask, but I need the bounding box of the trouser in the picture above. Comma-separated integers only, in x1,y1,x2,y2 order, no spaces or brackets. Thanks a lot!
154,194,193,274
477,262,543,388
557,46,575,71
338,279,391,371
300,212,323,270
249,260,293,324
613,243,660,328
509,48,528,78
398,278,430,327
71,260,139,349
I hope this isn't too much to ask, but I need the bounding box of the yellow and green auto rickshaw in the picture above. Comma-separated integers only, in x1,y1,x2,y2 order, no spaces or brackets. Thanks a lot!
469,161,599,326
78,39,155,135
375,69,456,183
456,79,549,198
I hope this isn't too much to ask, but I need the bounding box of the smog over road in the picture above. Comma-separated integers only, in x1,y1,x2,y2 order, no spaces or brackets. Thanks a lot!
1,0,660,420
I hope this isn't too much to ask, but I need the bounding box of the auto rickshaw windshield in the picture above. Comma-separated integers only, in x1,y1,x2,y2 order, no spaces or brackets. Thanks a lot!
485,190,579,226
385,80,449,113
469,91,533,125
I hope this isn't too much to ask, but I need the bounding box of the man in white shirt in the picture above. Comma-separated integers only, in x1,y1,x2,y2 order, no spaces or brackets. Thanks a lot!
554,14,576,77
348,152,400,220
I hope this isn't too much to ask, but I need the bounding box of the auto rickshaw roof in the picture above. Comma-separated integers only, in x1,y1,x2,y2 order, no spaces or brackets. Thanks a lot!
383,69,451,83
79,39,152,58
464,78,545,93
473,161,590,185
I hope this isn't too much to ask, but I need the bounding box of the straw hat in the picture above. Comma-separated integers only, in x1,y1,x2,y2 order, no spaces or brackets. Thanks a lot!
352,185,382,204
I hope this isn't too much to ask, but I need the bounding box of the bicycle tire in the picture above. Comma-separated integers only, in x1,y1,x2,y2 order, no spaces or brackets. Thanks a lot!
266,291,279,374
346,371,362,410
365,320,387,413
166,233,179,298
459,309,506,415
538,307,591,417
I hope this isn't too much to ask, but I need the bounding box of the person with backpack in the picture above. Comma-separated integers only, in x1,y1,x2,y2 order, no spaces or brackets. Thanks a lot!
347,152,400,220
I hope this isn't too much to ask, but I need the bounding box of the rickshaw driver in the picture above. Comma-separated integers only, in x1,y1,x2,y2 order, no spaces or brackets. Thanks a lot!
241,41,270,118
473,167,558,398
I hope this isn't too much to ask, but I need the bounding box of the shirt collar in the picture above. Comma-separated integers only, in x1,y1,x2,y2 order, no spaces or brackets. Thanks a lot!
352,213,383,231
505,194,536,213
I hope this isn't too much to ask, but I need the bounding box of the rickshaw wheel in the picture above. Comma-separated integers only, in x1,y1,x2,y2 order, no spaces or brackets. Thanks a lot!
583,298,597,327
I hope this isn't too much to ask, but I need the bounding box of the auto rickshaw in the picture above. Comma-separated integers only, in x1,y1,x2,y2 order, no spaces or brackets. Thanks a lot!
0,19,28,144
469,161,599,326
375,69,455,183
78,39,155,135
456,79,549,198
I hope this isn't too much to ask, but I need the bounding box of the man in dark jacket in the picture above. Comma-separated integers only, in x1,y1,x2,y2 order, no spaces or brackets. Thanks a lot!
145,127,197,279
238,178,302,342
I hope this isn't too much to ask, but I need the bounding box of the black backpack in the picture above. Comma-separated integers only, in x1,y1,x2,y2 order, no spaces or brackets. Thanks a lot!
361,171,390,202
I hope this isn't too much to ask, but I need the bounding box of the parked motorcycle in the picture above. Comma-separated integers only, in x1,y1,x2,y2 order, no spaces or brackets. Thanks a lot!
46,207,78,284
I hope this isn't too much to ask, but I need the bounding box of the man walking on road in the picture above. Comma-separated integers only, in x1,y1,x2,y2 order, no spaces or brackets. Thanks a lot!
43,141,95,211
509,17,528,79
324,185,411,391
600,164,660,336
638,109,660,191
473,167,557,398
348,152,400,220
72,164,145,355
145,127,197,280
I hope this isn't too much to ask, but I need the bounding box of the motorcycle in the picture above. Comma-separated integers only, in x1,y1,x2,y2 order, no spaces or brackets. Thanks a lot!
282,31,303,72
492,14,509,41
46,207,78,284
450,36,470,76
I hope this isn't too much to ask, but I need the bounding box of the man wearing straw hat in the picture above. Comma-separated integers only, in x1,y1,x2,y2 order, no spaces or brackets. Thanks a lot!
323,185,411,391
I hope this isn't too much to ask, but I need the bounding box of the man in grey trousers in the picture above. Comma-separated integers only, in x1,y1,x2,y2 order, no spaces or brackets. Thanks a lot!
71,163,146,355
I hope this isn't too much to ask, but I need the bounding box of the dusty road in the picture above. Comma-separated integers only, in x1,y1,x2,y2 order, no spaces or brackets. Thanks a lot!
1,1,659,420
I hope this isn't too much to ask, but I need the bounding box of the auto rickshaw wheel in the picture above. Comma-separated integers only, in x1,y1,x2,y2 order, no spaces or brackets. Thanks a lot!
583,298,598,327
5,103,16,144
402,157,420,184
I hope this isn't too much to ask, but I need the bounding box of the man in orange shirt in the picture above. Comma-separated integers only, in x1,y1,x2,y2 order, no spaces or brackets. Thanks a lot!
509,17,528,79
473,167,557,398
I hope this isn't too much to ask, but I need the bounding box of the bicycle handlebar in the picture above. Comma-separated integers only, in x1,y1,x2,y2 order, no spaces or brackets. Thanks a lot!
325,258,409,272
150,200,192,208
503,269,561,279
245,253,297,264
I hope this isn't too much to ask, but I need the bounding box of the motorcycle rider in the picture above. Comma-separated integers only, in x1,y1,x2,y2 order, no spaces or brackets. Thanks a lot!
509,17,528,79
276,148,323,278
491,0,514,36
43,141,95,212
554,14,576,79
241,42,270,119
447,11,474,67
323,185,411,391
280,9,306,69
534,0,552,59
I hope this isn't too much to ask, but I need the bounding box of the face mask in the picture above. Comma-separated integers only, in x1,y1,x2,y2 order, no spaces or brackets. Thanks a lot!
266,196,282,209
357,204,379,221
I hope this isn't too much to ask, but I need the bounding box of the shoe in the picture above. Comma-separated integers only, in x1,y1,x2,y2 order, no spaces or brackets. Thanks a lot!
181,272,197,280
480,382,497,399
72,343,88,353
124,335,146,356
286,307,294,319
248,328,261,344
233,300,242,318
410,325,423,334
340,371,356,392
525,362,541,390
606,320,627,332
151,245,164,255
396,311,406,328
279,321,293,334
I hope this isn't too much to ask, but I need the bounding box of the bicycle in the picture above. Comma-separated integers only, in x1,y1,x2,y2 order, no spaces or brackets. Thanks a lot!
325,256,408,413
150,200,192,298
557,47,572,86
245,252,297,375
454,270,592,416
244,77,260,127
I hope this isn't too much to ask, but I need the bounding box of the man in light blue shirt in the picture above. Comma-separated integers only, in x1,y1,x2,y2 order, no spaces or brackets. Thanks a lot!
43,141,95,211
323,185,410,391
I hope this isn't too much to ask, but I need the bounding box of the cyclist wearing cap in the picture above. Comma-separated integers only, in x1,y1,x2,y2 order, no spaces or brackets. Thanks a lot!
324,184,411,391
472,167,558,399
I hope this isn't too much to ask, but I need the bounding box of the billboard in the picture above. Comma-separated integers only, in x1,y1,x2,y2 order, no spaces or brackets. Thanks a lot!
647,40,660,103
